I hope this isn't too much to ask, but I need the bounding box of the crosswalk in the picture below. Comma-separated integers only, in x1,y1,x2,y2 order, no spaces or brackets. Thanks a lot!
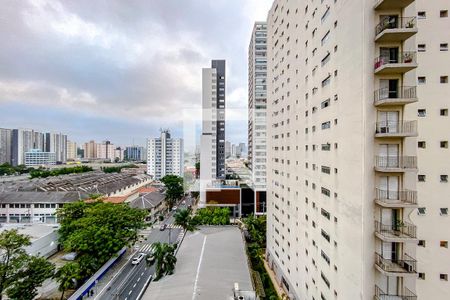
139,243,154,253
166,224,182,229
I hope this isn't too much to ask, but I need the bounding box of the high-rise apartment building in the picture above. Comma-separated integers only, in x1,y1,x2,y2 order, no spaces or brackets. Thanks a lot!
411,2,450,298
125,146,145,161
11,129,44,166
248,22,268,208
96,140,115,161
0,128,12,164
200,60,226,204
83,140,97,159
147,130,183,179
66,140,77,160
263,0,448,299
45,132,67,163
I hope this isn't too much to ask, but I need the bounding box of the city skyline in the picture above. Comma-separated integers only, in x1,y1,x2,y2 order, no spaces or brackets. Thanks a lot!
0,0,273,145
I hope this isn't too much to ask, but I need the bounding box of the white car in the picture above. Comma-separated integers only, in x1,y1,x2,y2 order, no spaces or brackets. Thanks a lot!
172,206,178,211
132,253,146,265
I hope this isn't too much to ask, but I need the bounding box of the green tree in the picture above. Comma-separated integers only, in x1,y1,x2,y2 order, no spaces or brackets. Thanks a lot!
173,208,197,232
6,256,55,300
192,207,230,225
55,262,81,300
243,214,266,248
194,162,200,178
0,229,55,300
161,175,184,210
57,201,146,280
147,242,177,280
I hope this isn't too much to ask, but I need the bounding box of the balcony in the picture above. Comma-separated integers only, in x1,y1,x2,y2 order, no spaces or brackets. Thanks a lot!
374,52,417,75
375,121,418,138
374,156,417,172
375,188,418,207
375,285,417,300
375,253,417,276
375,17,417,43
375,221,417,242
374,0,415,10
374,86,418,106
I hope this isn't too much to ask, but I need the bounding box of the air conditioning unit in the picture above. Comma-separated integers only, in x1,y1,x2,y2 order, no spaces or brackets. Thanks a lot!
404,262,414,272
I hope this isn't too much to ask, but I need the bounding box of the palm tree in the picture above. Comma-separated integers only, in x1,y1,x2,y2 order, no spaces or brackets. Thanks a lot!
147,242,177,280
173,208,197,232
55,262,80,300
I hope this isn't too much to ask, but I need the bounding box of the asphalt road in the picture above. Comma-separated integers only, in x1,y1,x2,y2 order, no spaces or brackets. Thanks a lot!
98,196,193,300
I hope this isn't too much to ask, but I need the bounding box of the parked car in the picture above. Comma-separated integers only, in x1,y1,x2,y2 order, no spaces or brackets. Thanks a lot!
132,253,146,265
172,206,178,211
159,224,167,231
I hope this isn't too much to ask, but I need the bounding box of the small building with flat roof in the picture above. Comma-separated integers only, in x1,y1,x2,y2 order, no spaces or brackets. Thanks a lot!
143,226,255,300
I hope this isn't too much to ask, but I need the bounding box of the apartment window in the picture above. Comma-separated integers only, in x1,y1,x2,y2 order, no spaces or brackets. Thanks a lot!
441,76,448,84
321,208,331,220
417,207,426,215
321,121,331,129
322,75,331,87
418,76,426,84
321,230,330,242
441,141,448,148
418,240,426,247
321,187,331,197
322,143,331,151
440,241,448,248
441,208,449,215
418,175,426,182
321,7,330,23
321,98,330,109
321,272,330,288
440,274,448,281
321,31,330,46
321,166,331,174
441,43,449,51
418,11,426,19
440,10,448,18
441,175,448,182
441,109,448,116
418,141,426,148
418,109,426,117
418,44,426,52
419,273,426,280
321,53,331,66
321,250,330,265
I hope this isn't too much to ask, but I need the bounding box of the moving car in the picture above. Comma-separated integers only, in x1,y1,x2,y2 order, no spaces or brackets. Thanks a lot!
159,224,167,231
172,206,178,211
132,252,146,265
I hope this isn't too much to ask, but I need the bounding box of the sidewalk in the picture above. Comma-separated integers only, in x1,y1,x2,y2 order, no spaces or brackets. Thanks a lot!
262,258,289,299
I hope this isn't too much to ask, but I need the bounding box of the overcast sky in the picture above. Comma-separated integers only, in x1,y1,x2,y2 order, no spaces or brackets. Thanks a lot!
0,0,273,148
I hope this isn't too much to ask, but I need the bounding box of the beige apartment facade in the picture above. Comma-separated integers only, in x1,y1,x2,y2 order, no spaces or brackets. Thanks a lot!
264,0,449,299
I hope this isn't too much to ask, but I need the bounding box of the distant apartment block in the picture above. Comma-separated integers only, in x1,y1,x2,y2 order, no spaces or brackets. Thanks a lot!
66,140,77,160
96,140,116,161
83,140,97,159
45,132,67,163
25,149,56,166
0,128,12,164
147,130,183,179
125,146,146,161
262,0,448,299
248,22,268,215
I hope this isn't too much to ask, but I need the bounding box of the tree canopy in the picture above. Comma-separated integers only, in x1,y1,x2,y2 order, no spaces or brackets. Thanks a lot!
29,166,93,179
0,229,55,300
173,208,197,232
161,175,184,209
56,201,146,281
192,207,230,225
147,242,177,281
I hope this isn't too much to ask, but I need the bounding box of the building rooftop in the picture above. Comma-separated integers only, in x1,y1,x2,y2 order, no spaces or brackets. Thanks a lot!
0,223,59,241
143,226,254,300
0,191,86,204
129,191,165,209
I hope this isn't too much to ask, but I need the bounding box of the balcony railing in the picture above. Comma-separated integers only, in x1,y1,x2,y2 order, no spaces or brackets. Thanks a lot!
375,253,417,274
374,86,417,105
374,51,417,70
375,17,417,36
375,220,417,239
375,156,417,171
375,188,418,205
375,285,417,300
375,121,417,136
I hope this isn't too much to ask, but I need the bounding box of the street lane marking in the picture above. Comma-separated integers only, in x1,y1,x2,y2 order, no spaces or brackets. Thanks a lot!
138,277,141,282
129,290,132,295
141,272,144,276
192,236,207,300
133,283,137,288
